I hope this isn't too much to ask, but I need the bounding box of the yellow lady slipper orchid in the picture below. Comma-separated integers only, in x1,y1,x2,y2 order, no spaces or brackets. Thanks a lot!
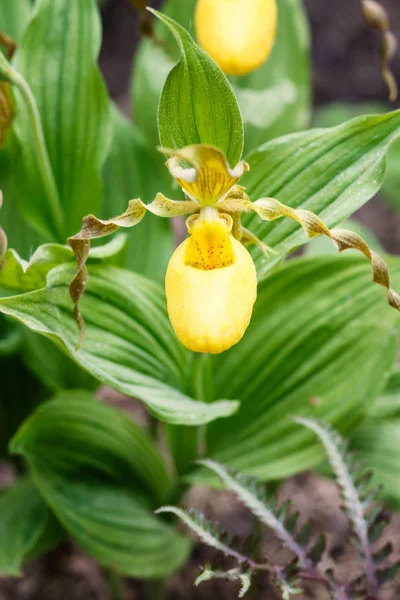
69,144,400,355
195,0,278,76
166,207,257,354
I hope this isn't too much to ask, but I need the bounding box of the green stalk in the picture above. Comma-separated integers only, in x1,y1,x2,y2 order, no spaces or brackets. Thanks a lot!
143,580,167,600
165,353,213,477
10,70,64,240
0,52,64,241
103,569,127,600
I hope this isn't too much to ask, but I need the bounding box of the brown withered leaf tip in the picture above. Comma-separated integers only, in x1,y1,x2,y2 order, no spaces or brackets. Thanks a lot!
0,82,14,148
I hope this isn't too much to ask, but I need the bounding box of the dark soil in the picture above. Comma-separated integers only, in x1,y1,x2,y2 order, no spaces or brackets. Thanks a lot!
1,0,400,598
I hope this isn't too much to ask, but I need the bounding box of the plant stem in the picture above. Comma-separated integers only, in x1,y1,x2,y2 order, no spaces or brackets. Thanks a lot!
143,579,167,600
104,569,127,600
7,67,64,241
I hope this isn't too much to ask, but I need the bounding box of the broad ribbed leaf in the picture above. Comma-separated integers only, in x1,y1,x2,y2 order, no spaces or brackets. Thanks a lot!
367,365,400,420
0,235,127,294
12,392,172,502
241,110,400,279
314,102,400,210
0,265,239,425
351,418,400,508
152,10,244,165
101,106,174,282
0,478,63,576
11,0,110,240
201,256,400,481
351,366,400,507
0,318,49,458
11,393,190,578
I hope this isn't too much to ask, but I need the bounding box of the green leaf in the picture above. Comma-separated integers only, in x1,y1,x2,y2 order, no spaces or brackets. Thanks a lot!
11,0,111,240
101,106,174,283
22,330,97,392
0,478,63,576
0,0,32,42
0,138,46,260
234,0,311,153
12,391,172,502
0,264,239,425
241,110,400,279
351,417,400,508
367,364,400,420
351,365,400,507
0,235,127,294
11,392,190,578
314,102,400,211
151,9,244,165
0,317,50,458
200,255,400,481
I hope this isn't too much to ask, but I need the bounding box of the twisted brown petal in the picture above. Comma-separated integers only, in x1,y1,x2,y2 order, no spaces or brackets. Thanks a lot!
68,194,199,348
361,0,398,101
252,197,400,311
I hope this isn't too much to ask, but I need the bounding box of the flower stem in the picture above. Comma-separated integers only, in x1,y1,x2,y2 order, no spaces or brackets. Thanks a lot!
9,69,64,240
104,570,127,600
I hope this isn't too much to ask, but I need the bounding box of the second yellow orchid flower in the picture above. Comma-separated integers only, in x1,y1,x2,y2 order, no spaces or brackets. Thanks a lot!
68,144,400,354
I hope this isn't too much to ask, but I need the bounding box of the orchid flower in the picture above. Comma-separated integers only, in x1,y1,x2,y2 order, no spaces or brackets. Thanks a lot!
68,144,400,353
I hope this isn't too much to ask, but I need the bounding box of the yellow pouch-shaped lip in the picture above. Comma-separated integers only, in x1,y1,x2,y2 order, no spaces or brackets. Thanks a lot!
166,234,257,354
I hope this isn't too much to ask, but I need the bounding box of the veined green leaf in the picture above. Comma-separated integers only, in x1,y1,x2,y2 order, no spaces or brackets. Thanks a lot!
0,0,32,43
101,105,174,283
12,392,172,503
350,365,400,507
314,102,400,211
0,265,239,425
200,255,400,481
0,478,63,576
152,9,244,165
0,235,127,294
11,392,190,578
11,0,111,240
367,364,400,420
241,110,400,279
351,417,400,508
0,318,50,458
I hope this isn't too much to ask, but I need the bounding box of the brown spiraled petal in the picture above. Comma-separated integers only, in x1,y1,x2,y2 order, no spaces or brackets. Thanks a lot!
361,0,389,31
0,82,14,148
361,0,398,101
381,31,398,102
67,195,199,348
67,199,147,348
0,190,7,272
67,238,89,350
252,197,400,313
